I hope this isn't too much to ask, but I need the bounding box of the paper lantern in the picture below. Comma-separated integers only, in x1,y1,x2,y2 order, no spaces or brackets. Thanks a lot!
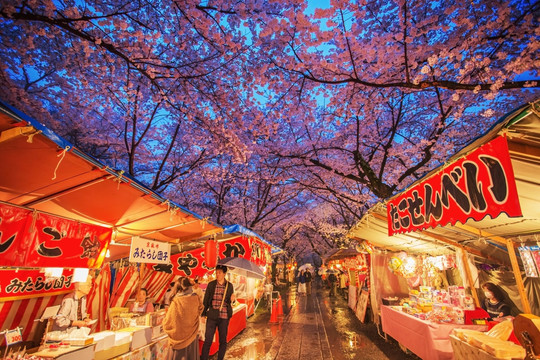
205,240,217,268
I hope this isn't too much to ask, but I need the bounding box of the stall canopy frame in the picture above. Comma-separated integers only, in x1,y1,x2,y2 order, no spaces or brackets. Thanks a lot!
349,100,540,261
171,223,283,255
0,100,223,261
348,100,540,313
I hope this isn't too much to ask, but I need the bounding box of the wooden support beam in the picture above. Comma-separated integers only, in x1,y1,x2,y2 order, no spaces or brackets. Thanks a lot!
421,230,509,266
506,238,532,313
371,212,507,265
460,249,480,307
453,223,507,246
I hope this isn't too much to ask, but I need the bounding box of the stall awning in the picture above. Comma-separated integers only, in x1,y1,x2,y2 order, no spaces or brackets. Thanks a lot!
324,248,362,262
349,100,540,264
0,101,223,261
223,224,283,254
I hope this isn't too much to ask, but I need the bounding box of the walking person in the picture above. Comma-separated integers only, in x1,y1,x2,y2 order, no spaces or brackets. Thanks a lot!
305,269,312,295
163,277,203,360
328,272,338,297
201,265,236,360
297,270,307,296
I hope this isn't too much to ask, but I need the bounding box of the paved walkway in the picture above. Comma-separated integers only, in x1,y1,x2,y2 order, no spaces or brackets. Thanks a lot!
223,285,418,360
266,292,332,360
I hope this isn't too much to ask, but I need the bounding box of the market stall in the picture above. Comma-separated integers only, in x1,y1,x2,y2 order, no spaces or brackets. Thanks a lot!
324,248,370,321
348,100,540,359
381,305,488,360
162,225,277,356
167,225,276,315
0,100,223,358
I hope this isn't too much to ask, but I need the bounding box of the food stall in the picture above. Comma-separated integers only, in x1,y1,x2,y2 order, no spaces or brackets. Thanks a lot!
348,100,540,359
165,225,279,356
0,100,223,359
324,248,370,320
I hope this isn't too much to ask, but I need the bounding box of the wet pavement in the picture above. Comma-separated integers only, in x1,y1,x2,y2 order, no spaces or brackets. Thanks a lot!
218,284,419,360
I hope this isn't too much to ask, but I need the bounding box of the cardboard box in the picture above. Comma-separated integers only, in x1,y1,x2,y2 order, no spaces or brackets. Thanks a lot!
113,331,132,346
92,331,116,352
64,337,93,346
151,325,163,339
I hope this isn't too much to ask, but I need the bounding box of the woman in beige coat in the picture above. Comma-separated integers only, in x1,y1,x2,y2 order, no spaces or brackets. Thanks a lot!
163,277,204,360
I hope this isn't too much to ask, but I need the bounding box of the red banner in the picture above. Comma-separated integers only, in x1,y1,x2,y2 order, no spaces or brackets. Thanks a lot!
151,236,271,277
0,203,32,266
0,202,112,268
387,136,522,236
0,269,75,301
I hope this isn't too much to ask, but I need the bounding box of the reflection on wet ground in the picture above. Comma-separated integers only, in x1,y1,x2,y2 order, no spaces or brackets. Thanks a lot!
218,284,419,360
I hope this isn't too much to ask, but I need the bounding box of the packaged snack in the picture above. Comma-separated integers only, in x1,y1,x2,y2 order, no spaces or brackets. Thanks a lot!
463,295,475,310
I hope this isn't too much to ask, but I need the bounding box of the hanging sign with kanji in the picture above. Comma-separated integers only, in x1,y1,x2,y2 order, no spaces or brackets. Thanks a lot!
156,236,271,277
0,202,111,268
387,136,522,236
129,236,170,264
0,268,75,301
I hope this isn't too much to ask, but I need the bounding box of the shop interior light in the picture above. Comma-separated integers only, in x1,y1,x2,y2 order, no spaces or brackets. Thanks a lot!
73,268,90,282
106,249,111,258
44,267,63,278
402,256,418,275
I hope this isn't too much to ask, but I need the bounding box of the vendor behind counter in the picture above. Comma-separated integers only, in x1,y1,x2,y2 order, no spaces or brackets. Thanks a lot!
481,282,511,320
52,275,93,332
129,288,154,314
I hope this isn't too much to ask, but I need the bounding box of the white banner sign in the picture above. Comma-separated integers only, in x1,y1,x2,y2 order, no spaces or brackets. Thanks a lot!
129,237,171,264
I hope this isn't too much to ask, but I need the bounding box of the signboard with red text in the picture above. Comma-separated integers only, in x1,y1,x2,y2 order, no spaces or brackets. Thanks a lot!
0,268,75,301
387,136,521,235
150,236,271,277
0,202,111,268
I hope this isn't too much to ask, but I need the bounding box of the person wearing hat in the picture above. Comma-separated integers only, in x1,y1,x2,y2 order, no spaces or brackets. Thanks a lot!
52,275,93,332
200,264,236,360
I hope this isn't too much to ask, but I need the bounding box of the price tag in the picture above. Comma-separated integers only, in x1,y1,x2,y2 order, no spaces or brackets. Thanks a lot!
5,328,22,345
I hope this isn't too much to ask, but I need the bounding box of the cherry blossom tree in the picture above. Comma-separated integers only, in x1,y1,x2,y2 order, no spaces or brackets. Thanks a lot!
1,0,538,257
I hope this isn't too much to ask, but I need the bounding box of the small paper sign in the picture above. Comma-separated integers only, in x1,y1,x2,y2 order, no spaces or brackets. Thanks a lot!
129,237,170,264
5,328,23,346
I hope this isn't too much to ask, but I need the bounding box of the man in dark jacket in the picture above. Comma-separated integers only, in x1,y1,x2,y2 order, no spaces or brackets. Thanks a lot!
201,264,236,360
328,272,338,297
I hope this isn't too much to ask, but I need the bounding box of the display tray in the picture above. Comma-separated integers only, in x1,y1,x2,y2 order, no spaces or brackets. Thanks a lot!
31,344,94,360
450,335,525,360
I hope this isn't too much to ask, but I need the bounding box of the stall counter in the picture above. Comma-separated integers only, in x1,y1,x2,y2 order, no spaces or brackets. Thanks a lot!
199,303,247,356
381,305,488,360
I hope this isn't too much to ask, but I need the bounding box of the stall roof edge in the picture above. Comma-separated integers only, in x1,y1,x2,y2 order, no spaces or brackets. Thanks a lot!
0,99,223,250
